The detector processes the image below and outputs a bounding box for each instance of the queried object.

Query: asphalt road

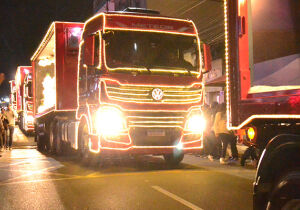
[0,128,254,210]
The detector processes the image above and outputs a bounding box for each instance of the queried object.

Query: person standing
[4,106,16,150]
[0,111,4,152]
[1,108,8,149]
[214,104,238,164]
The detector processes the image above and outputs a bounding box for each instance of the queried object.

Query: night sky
[0,0,94,97]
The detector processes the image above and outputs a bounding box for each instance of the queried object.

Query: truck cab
[15,66,34,133]
[22,72,34,132]
[76,9,210,164]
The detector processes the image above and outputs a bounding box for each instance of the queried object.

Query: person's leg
[220,134,228,159]
[4,131,7,149]
[229,134,238,159]
[0,132,3,150]
[250,146,258,160]
[9,126,14,149]
[241,147,251,166]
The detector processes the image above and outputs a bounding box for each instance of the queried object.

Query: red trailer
[225,0,300,209]
[32,9,211,166]
[14,66,34,133]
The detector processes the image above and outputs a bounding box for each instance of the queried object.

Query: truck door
[79,32,100,105]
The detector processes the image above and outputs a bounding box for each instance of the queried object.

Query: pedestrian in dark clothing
[214,104,238,164]
[0,112,5,151]
[4,106,16,150]
[1,108,8,149]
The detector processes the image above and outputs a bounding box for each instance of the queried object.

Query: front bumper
[88,132,202,154]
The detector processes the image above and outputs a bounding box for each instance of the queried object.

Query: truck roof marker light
[86,12,195,30]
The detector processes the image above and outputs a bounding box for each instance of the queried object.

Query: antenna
[106,0,109,12]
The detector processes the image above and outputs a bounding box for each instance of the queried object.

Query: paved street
[0,127,255,210]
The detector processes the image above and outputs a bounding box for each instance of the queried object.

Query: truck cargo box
[31,22,84,117]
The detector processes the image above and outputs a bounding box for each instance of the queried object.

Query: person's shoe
[220,158,227,164]
[229,158,238,164]
[9,147,12,151]
[208,155,214,162]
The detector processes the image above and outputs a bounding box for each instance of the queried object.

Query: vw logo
[152,88,164,101]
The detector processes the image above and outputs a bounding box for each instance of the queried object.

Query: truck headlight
[94,106,126,137]
[185,114,206,134]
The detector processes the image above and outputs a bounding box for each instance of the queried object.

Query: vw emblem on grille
[152,88,164,101]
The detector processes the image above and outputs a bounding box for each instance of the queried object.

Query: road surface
[0,127,255,210]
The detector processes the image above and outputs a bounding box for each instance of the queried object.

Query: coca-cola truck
[9,80,16,111]
[225,0,300,209]
[32,9,211,166]
[14,66,34,133]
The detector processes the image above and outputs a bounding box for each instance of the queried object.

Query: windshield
[104,30,200,73]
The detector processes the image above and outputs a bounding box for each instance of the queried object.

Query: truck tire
[78,122,92,164]
[163,152,184,167]
[78,121,100,167]
[267,170,300,210]
[49,122,57,154]
[36,133,46,152]
[55,121,64,156]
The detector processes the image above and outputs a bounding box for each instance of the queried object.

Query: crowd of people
[0,106,16,155]
[200,102,245,165]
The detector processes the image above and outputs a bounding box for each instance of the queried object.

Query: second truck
[32,9,211,165]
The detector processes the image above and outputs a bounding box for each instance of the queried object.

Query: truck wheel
[49,123,57,154]
[55,122,64,155]
[78,122,93,165]
[163,152,184,167]
[267,170,300,210]
[37,134,46,152]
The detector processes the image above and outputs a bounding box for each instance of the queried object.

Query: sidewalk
[183,154,256,181]
[182,143,256,181]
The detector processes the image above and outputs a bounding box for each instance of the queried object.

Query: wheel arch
[254,134,300,209]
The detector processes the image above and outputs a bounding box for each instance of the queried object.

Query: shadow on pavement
[48,153,204,177]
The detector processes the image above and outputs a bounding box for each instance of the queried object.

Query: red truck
[9,80,17,111]
[31,9,211,166]
[225,0,300,209]
[14,66,34,133]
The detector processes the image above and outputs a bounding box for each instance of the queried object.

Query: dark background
[0,0,94,97]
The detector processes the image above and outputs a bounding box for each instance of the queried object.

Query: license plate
[147,129,166,137]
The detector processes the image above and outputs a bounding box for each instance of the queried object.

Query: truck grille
[105,83,202,104]
[126,111,186,128]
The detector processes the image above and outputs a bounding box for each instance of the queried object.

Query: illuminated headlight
[26,115,34,123]
[185,114,206,134]
[94,106,126,137]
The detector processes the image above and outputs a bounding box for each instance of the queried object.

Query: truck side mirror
[202,43,212,73]
[84,36,94,66]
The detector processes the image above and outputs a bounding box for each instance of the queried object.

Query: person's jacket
[4,110,15,126]
[213,111,231,135]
